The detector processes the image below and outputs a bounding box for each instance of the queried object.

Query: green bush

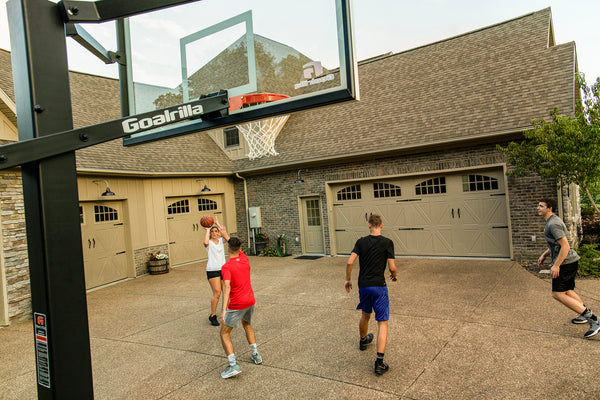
[577,244,600,276]
[260,246,278,257]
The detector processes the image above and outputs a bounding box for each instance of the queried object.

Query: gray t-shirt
[544,214,580,264]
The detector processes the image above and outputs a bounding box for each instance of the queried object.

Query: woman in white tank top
[204,219,229,326]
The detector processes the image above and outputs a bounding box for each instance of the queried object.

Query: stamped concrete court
[1,256,600,399]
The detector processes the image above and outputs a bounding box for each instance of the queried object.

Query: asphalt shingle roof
[0,8,576,176]
[0,49,231,175]
[232,8,576,172]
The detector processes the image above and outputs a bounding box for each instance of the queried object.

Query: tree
[498,74,600,213]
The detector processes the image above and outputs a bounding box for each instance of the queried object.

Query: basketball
[200,215,215,228]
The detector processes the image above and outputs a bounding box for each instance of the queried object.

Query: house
[0,8,580,325]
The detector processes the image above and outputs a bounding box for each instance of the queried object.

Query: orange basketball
[200,215,215,228]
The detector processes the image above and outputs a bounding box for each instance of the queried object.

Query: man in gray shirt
[537,198,599,338]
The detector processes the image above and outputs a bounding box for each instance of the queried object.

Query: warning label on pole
[34,313,51,388]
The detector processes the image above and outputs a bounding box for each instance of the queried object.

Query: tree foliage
[498,74,600,212]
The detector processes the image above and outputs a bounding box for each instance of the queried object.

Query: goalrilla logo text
[122,104,204,134]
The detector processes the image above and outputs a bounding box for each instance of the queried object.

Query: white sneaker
[251,352,263,364]
[221,364,241,378]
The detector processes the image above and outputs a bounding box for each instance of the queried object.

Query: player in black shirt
[345,214,397,375]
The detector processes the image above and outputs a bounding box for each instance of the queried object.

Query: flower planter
[148,259,169,275]
[255,241,268,254]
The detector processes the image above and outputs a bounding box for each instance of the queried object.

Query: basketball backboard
[120,0,358,145]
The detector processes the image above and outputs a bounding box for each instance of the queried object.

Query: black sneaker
[374,361,389,375]
[359,333,374,351]
[209,314,219,326]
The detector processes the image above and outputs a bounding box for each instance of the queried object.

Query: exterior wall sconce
[91,179,115,196]
[294,169,305,183]
[196,179,211,192]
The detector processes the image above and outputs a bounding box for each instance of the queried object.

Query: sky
[1,0,599,88]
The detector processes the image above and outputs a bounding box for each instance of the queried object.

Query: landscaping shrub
[577,243,600,276]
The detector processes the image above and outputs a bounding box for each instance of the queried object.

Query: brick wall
[234,143,563,263]
[1,171,31,323]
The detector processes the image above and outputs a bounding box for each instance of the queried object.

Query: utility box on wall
[249,207,262,228]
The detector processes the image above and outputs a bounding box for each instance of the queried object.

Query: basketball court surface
[2,256,600,399]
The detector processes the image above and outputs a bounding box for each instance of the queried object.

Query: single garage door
[80,201,128,289]
[166,194,226,266]
[332,169,510,257]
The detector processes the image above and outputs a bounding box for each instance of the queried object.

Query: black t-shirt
[352,235,395,287]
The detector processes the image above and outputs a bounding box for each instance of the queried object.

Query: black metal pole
[7,0,94,398]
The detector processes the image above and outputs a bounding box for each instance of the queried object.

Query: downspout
[236,173,251,249]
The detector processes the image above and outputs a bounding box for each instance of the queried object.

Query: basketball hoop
[231,93,290,160]
[238,115,288,160]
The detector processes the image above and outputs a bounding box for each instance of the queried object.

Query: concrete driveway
[1,256,599,399]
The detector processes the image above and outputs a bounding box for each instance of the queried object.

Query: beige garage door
[332,169,510,257]
[167,194,225,266]
[80,202,128,289]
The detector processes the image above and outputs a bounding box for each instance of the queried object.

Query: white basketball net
[237,115,288,160]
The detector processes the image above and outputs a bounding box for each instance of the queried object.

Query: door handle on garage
[451,208,454,218]
[457,208,460,218]
[192,223,195,231]
[92,238,95,248]
[88,239,91,248]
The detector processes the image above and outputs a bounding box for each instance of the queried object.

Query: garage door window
[415,177,446,195]
[198,198,218,211]
[337,185,361,201]
[462,174,498,192]
[373,182,401,198]
[94,205,118,222]
[167,199,190,215]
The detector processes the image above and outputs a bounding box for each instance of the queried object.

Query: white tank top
[206,238,226,271]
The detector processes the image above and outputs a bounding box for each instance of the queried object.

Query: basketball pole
[8,0,93,397]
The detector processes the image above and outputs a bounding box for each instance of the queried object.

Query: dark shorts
[357,286,389,321]
[206,270,222,280]
[552,261,578,292]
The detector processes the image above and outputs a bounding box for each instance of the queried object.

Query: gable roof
[232,8,577,173]
[0,8,577,176]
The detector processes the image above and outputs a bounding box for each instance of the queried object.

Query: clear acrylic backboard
[122,0,358,145]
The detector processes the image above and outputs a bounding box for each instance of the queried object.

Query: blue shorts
[357,286,389,321]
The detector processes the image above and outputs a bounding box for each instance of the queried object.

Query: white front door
[301,197,324,254]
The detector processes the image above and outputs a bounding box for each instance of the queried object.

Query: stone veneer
[134,245,169,276]
[1,171,30,324]
[233,143,573,262]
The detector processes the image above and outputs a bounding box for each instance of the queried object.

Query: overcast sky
[1,0,599,86]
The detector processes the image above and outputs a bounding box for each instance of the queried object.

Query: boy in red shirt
[219,237,262,378]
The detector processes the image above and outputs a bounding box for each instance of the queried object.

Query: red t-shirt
[221,251,255,310]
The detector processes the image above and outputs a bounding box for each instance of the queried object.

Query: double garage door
[332,169,510,257]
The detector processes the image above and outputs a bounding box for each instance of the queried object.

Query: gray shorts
[224,305,254,328]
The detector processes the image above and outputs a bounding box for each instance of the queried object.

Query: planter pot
[148,259,169,275]
[255,241,268,254]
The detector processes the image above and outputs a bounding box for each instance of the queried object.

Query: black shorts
[552,261,578,292]
[206,270,222,280]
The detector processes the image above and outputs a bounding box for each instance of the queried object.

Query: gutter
[235,173,251,250]
[233,128,527,176]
